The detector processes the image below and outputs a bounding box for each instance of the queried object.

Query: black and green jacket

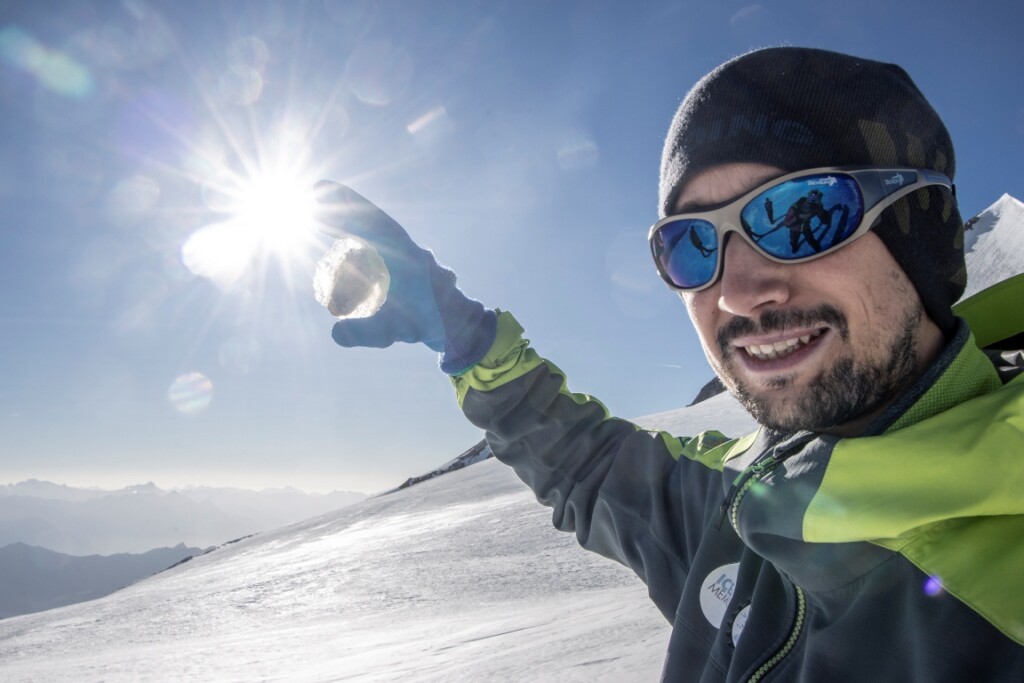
[451,279,1024,682]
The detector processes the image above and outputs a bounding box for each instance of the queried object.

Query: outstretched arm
[319,182,738,620]
[453,312,739,620]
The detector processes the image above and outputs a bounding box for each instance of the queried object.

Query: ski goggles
[649,167,952,292]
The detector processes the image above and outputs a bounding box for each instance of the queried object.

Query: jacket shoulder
[953,272,1024,349]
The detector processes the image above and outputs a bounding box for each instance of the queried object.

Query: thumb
[331,316,403,349]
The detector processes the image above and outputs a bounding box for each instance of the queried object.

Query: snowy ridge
[961,193,1024,299]
[633,390,757,437]
[395,439,493,491]
[391,392,756,493]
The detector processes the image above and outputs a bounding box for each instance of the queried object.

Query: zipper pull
[715,454,779,532]
[749,455,780,475]
[715,495,732,531]
[716,434,815,534]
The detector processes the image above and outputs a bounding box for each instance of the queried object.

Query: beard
[714,302,924,434]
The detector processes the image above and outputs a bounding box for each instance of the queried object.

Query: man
[321,47,1024,681]
[780,188,826,252]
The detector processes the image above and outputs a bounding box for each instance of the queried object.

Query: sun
[182,140,327,289]
[230,168,320,257]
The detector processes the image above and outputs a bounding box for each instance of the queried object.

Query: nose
[716,234,792,316]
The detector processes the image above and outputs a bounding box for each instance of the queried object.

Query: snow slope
[0,392,753,682]
[0,461,668,681]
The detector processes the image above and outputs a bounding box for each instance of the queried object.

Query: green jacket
[452,278,1024,682]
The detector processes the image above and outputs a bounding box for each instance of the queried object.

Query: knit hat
[659,47,965,333]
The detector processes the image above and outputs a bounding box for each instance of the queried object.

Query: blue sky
[2,0,1022,493]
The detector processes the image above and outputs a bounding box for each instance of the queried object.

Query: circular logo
[732,605,751,644]
[699,562,740,628]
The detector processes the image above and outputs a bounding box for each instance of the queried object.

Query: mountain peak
[994,192,1022,209]
[961,193,1024,300]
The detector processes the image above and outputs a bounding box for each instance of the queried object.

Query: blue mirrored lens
[652,219,718,289]
[741,174,864,259]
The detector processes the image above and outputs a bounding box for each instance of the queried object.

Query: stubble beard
[716,303,924,434]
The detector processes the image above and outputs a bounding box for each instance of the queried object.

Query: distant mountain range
[0,481,365,555]
[0,542,205,619]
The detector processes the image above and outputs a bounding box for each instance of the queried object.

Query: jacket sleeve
[452,311,737,621]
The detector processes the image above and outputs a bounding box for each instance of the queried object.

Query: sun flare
[231,169,320,257]
[183,138,327,290]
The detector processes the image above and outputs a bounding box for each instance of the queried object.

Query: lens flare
[923,575,944,597]
[345,40,413,106]
[168,372,213,415]
[557,135,599,171]
[181,221,252,288]
[107,175,161,219]
[219,64,263,106]
[0,26,94,98]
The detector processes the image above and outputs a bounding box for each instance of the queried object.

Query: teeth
[744,330,822,361]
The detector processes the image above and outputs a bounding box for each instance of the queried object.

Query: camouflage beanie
[659,47,965,333]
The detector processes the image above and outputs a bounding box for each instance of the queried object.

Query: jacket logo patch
[732,605,751,644]
[700,562,739,628]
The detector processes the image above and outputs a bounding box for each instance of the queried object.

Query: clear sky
[2,0,1022,494]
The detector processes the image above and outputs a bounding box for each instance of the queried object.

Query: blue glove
[314,181,497,375]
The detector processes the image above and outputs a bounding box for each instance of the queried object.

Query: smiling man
[322,47,1024,681]
[673,162,945,437]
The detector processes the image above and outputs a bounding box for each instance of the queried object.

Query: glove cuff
[427,264,497,375]
[438,302,497,376]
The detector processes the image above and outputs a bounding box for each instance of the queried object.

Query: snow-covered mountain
[0,480,107,503]
[0,392,751,682]
[961,193,1024,299]
[0,482,365,555]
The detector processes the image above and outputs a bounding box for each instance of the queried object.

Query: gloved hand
[314,180,497,375]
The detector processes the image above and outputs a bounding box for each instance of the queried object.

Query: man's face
[677,163,944,435]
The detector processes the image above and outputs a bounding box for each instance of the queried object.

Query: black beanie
[659,47,966,333]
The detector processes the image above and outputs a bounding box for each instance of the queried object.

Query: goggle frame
[648,166,953,293]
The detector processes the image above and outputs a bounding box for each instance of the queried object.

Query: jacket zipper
[718,434,814,533]
[747,584,806,682]
[718,440,810,681]
[716,454,783,531]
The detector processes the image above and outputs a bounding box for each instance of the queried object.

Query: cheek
[874,274,922,347]
[851,269,915,334]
